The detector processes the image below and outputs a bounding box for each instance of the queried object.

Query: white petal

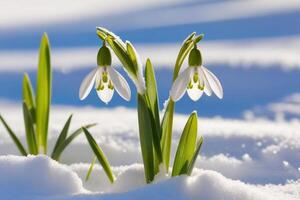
[94,67,103,89]
[97,87,114,104]
[79,68,99,100]
[198,67,212,96]
[187,82,204,101]
[170,67,193,101]
[202,66,223,99]
[107,66,131,101]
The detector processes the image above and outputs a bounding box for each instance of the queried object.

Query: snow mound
[0,155,85,198]
[0,155,298,200]
[69,165,299,200]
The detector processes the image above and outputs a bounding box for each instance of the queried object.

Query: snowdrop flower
[170,46,223,101]
[79,44,131,104]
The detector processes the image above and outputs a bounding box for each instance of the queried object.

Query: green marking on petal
[187,80,193,89]
[108,80,114,90]
[102,72,108,83]
[193,72,198,83]
[97,80,105,91]
[198,83,204,90]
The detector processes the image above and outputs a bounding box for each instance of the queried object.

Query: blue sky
[1,0,300,118]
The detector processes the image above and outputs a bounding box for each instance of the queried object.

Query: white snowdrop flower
[79,45,131,104]
[170,47,223,102]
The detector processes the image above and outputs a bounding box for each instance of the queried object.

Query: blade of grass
[172,112,198,177]
[145,59,161,140]
[0,114,27,156]
[144,59,162,172]
[36,33,51,154]
[137,94,155,183]
[85,156,97,181]
[22,73,36,123]
[22,102,38,155]
[51,123,97,161]
[187,136,203,175]
[160,101,174,172]
[51,114,73,157]
[83,127,115,183]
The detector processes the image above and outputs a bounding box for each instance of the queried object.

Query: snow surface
[0,155,299,200]
[0,103,299,199]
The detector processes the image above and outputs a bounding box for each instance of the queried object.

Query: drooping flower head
[170,45,223,101]
[79,43,131,104]
[96,27,146,95]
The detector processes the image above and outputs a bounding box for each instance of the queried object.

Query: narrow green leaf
[172,112,198,177]
[194,34,204,43]
[83,127,115,183]
[85,156,97,182]
[137,94,155,183]
[144,59,162,166]
[51,123,97,161]
[51,114,73,158]
[22,73,36,123]
[126,42,139,72]
[96,27,127,51]
[160,101,174,172]
[0,114,27,156]
[187,136,203,175]
[22,102,38,155]
[36,33,51,154]
[145,59,161,138]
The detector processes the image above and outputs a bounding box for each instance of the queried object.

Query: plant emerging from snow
[80,28,223,183]
[0,34,95,161]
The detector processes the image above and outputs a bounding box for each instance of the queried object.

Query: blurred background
[1,0,300,119]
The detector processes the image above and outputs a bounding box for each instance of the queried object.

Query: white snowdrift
[0,155,85,198]
[0,103,299,185]
[0,155,298,200]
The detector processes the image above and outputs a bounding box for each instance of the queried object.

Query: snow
[0,103,299,199]
[0,155,85,199]
[0,155,299,200]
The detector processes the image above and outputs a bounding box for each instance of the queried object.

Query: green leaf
[160,100,174,171]
[83,127,115,183]
[144,59,162,166]
[36,33,51,154]
[137,94,155,183]
[194,34,204,44]
[0,114,27,156]
[22,73,36,123]
[126,42,139,72]
[22,102,38,155]
[172,112,198,176]
[51,123,97,161]
[187,136,203,175]
[51,114,73,158]
[85,156,97,182]
[145,59,161,138]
